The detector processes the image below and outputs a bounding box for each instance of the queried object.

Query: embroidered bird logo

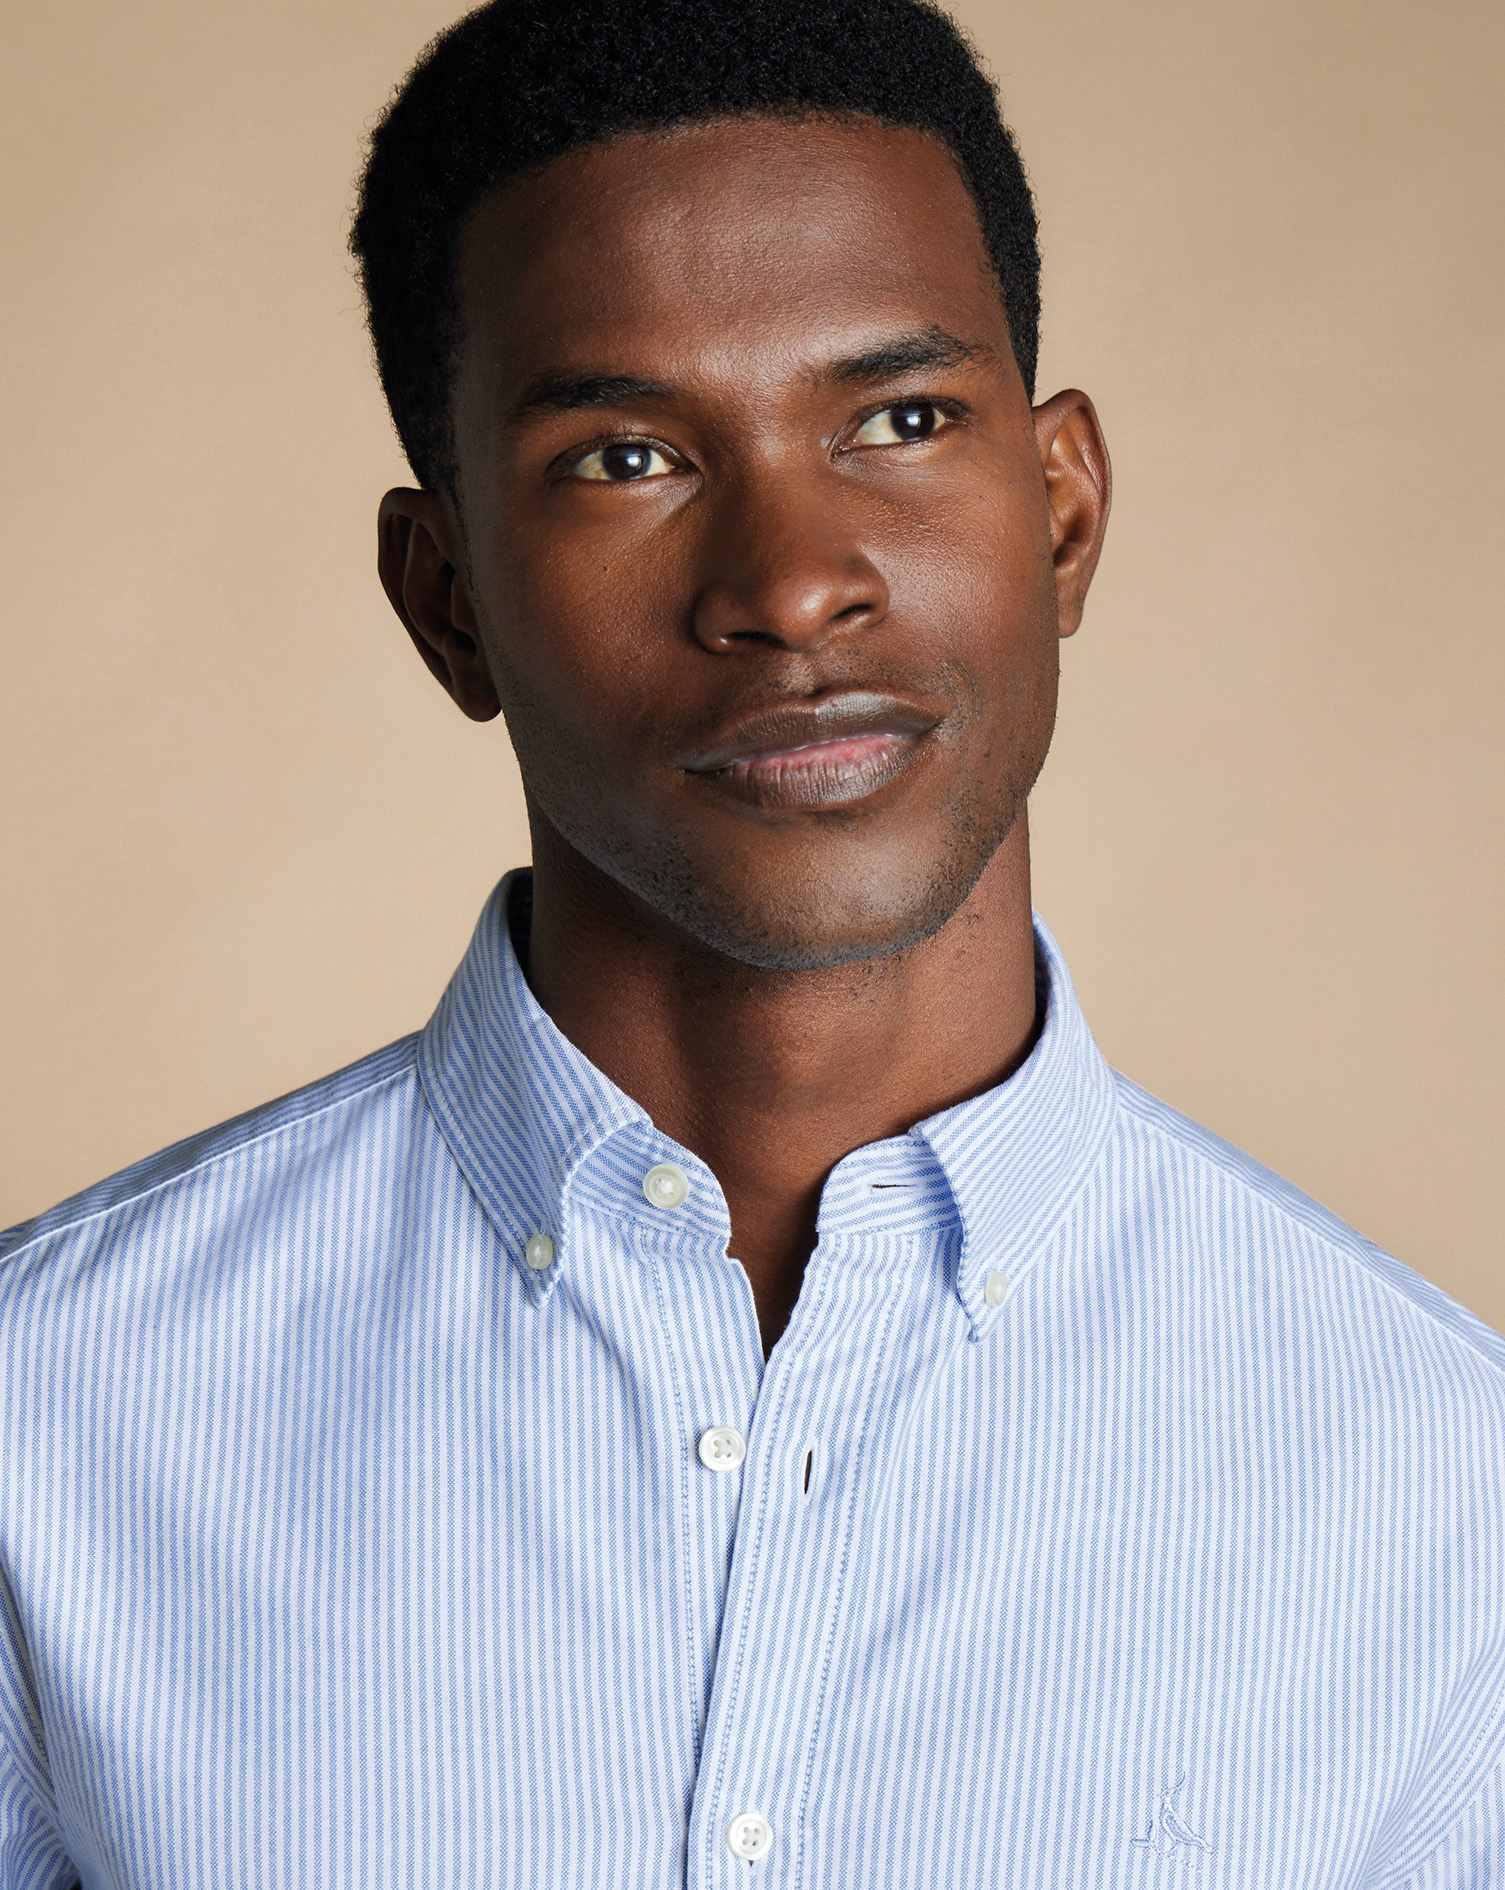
[1130,1774,1213,1865]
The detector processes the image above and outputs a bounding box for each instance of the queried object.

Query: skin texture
[377,115,1110,1350]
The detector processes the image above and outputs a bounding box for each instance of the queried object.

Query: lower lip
[701,731,922,810]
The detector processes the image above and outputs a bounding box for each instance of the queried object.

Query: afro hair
[351,0,1040,495]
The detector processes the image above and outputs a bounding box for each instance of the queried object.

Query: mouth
[677,691,940,811]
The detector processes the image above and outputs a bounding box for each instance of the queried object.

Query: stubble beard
[489,608,1059,975]
[516,717,1052,975]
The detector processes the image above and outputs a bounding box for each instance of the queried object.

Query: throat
[726,1194,823,1357]
[513,832,1044,1357]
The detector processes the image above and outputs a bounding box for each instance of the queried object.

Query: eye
[570,440,675,482]
[850,402,951,448]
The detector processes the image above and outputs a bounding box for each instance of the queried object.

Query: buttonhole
[870,1182,911,1190]
[801,1445,815,1500]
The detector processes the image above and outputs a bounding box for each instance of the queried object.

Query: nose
[690,469,890,654]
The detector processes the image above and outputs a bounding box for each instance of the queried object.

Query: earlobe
[1031,391,1112,639]
[376,488,503,721]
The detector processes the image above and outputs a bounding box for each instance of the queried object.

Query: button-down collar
[7,873,1503,1890]
[419,871,1115,1331]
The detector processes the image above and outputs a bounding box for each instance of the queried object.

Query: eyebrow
[507,372,677,424]
[822,325,996,384]
[505,326,995,426]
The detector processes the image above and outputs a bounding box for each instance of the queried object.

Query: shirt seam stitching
[414,1030,532,1254]
[640,1233,703,1765]
[0,1562,57,1820]
[1114,1079,1505,1383]
[699,1244,841,1877]
[791,1258,908,1890]
[955,1070,1118,1332]
[0,1741,69,1870]
[1365,1681,1505,1887]
[418,1017,641,1248]
[0,1057,419,1267]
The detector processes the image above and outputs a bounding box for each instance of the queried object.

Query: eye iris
[891,404,936,441]
[601,443,653,480]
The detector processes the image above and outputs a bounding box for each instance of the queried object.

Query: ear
[1031,390,1112,639]
[376,488,502,721]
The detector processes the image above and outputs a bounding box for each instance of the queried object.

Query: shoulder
[0,1034,423,1283]
[1102,1080,1505,1881]
[1109,1068,1505,1385]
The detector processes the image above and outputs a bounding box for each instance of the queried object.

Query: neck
[523,818,1041,1352]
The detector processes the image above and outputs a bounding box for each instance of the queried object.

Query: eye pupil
[601,443,653,480]
[892,404,936,440]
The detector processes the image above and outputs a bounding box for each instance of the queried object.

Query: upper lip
[677,691,940,773]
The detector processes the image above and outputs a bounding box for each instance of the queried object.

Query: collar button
[642,1162,690,1210]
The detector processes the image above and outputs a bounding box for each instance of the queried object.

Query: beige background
[3,1,1501,1329]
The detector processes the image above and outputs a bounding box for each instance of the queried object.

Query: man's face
[426,114,1106,969]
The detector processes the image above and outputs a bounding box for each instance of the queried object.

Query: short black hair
[350,0,1039,496]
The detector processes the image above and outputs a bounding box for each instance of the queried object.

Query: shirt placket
[683,1220,938,1888]
[631,1211,767,1742]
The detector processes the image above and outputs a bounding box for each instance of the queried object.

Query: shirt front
[2,873,1503,1890]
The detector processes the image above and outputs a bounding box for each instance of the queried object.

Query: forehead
[454,115,1008,394]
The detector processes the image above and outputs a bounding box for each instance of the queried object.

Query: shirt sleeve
[0,1576,77,1890]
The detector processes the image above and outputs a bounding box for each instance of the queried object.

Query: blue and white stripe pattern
[2,870,1503,1888]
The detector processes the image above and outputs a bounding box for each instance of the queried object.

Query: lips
[677,691,940,811]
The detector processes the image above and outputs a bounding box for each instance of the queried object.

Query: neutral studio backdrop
[3,0,1502,1330]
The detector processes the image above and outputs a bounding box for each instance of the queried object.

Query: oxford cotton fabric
[2,874,1504,1890]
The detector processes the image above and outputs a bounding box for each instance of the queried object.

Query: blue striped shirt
[3,871,1503,1888]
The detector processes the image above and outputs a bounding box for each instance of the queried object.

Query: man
[2,0,1502,1883]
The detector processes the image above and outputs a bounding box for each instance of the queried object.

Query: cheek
[502,503,689,690]
[477,549,679,836]
[881,470,1058,677]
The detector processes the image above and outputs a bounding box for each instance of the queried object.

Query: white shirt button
[985,1268,1008,1307]
[642,1162,690,1210]
[524,1232,555,1272]
[697,1425,746,1472]
[726,1812,773,1861]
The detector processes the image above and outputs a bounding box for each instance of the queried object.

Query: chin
[539,759,1033,973]
[648,824,1013,974]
